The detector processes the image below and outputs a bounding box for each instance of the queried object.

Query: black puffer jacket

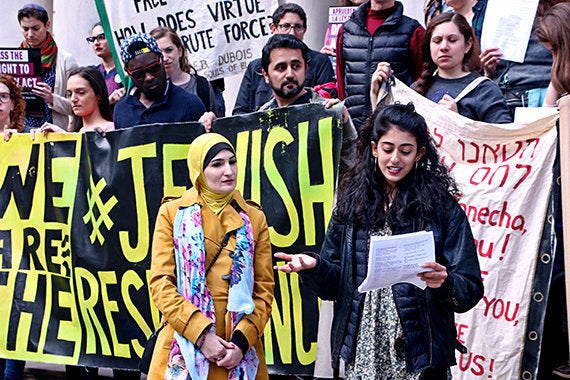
[341,1,420,129]
[300,194,484,372]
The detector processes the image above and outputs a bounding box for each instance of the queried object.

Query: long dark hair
[535,2,570,93]
[414,12,481,96]
[334,103,459,229]
[67,66,112,132]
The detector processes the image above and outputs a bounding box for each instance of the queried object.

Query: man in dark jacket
[232,3,336,115]
[336,0,425,129]
[113,33,211,130]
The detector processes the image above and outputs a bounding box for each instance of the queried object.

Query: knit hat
[20,3,47,12]
[119,33,162,66]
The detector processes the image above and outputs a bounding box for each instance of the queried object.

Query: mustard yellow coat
[147,188,274,379]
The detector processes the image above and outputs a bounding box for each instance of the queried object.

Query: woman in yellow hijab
[148,133,274,380]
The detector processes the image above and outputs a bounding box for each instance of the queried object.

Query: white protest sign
[95,0,278,80]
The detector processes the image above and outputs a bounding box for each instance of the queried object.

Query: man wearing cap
[113,33,208,129]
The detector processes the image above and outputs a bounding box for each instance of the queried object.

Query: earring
[373,156,378,174]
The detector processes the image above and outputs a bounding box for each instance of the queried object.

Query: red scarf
[20,31,58,72]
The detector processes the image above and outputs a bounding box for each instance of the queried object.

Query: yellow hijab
[187,133,236,215]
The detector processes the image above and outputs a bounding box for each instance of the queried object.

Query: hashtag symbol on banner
[83,176,118,245]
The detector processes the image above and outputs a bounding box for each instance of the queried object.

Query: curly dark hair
[414,12,481,96]
[333,102,459,229]
[0,74,26,131]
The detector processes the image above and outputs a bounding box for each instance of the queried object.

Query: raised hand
[273,252,317,273]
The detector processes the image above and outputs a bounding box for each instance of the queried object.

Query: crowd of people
[1,0,570,379]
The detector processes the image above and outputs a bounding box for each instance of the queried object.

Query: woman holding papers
[274,103,483,379]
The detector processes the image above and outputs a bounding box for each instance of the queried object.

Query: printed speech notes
[358,230,435,292]
[480,0,540,63]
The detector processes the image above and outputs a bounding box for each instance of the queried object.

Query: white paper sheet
[357,230,435,292]
[514,106,559,123]
[480,0,540,63]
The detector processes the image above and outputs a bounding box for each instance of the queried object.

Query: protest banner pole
[558,95,570,358]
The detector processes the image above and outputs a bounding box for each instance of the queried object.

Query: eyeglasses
[86,33,106,44]
[0,92,12,104]
[127,61,162,80]
[276,23,306,34]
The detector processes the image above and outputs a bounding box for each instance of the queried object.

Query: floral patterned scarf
[166,202,259,380]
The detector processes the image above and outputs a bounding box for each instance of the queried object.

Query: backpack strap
[454,76,490,103]
[195,74,211,112]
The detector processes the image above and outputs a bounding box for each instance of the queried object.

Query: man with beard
[114,33,207,129]
[232,2,336,115]
[259,34,356,171]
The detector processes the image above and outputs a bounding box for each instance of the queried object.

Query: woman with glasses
[1,74,26,140]
[17,3,78,130]
[0,74,27,379]
[150,26,218,116]
[87,22,125,106]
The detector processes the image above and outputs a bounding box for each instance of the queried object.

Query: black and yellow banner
[0,103,343,374]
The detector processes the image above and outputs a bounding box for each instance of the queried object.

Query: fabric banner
[94,0,278,81]
[0,103,343,374]
[389,79,559,379]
